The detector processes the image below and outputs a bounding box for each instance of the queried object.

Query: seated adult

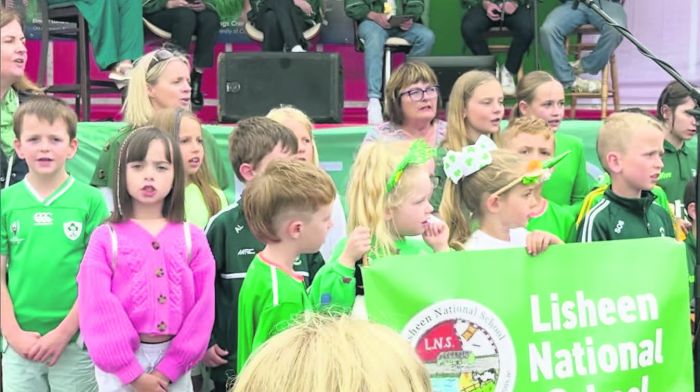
[345,0,436,125]
[0,8,41,188]
[247,0,323,52]
[91,48,229,200]
[47,0,144,85]
[143,0,221,107]
[363,61,446,148]
[461,0,534,95]
[539,0,626,93]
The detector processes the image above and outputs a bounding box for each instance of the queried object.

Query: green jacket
[658,140,697,218]
[248,0,323,24]
[204,201,324,383]
[345,0,426,21]
[577,188,676,243]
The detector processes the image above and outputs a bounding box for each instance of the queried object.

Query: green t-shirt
[184,183,228,229]
[0,177,109,335]
[0,88,19,157]
[237,254,312,372]
[686,233,697,301]
[658,140,697,217]
[527,200,576,243]
[542,133,590,214]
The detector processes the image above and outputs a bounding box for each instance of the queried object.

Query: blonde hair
[266,105,320,166]
[243,159,336,243]
[232,314,431,392]
[597,112,665,172]
[1,8,41,94]
[150,108,222,217]
[439,149,528,249]
[498,116,553,148]
[122,49,190,127]
[346,141,430,258]
[444,70,499,151]
[511,71,561,120]
[384,61,440,125]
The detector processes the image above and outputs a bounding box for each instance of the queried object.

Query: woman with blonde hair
[364,61,446,148]
[232,314,432,392]
[266,105,347,261]
[90,48,228,198]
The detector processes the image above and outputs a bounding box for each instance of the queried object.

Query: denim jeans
[358,20,435,99]
[539,0,627,87]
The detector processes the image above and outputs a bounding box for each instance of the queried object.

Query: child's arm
[525,231,562,256]
[422,217,451,252]
[26,302,78,366]
[156,229,216,383]
[0,255,41,358]
[77,226,144,385]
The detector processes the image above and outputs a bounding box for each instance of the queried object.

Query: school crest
[64,221,82,241]
[9,221,22,245]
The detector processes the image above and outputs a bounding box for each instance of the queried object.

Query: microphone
[572,0,580,10]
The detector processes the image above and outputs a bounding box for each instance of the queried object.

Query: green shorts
[1,336,97,392]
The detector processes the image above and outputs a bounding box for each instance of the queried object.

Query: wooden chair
[485,26,526,81]
[352,21,413,94]
[244,21,322,44]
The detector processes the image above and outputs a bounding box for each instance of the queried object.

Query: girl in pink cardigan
[78,127,215,392]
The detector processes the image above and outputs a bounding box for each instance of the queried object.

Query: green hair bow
[386,139,436,193]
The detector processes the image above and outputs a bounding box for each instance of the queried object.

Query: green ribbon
[386,139,436,193]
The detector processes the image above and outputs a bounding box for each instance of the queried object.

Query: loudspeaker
[218,52,343,123]
[406,55,497,103]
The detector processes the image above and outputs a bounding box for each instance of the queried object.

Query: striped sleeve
[577,199,611,243]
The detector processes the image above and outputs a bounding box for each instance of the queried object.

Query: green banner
[363,238,695,392]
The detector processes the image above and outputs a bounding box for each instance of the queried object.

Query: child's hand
[422,218,450,252]
[6,328,40,359]
[339,226,371,268]
[27,328,71,366]
[526,230,562,256]
[150,370,170,384]
[131,373,168,392]
[202,344,228,367]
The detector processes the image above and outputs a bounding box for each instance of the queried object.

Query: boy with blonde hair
[577,112,675,242]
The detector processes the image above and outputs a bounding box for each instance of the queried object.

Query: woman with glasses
[46,0,143,84]
[143,0,221,107]
[90,48,229,199]
[363,61,446,148]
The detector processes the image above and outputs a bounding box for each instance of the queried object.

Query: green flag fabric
[363,238,695,392]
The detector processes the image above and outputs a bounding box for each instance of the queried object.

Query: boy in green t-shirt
[203,117,326,391]
[236,159,356,372]
[683,175,697,306]
[0,97,109,391]
[498,117,576,242]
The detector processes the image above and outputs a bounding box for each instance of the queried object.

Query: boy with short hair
[236,159,348,371]
[577,112,675,242]
[499,117,576,242]
[203,117,325,391]
[0,96,109,391]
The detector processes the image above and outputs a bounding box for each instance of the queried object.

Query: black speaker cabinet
[218,52,343,123]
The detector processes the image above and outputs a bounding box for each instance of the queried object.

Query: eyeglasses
[399,86,440,102]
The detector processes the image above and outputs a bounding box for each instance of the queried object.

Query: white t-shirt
[464,228,529,250]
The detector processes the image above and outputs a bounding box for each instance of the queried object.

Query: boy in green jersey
[0,97,109,391]
[683,176,698,306]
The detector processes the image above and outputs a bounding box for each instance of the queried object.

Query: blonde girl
[309,139,450,317]
[511,70,589,211]
[151,107,227,229]
[440,135,561,253]
[266,105,347,261]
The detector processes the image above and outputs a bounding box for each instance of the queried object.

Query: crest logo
[9,221,22,245]
[402,299,516,392]
[64,221,82,241]
[33,212,53,226]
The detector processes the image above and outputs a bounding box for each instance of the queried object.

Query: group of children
[0,64,697,391]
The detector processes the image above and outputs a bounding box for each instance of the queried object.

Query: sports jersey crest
[64,221,82,241]
[9,221,22,245]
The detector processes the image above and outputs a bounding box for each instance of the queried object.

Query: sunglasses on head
[147,44,187,70]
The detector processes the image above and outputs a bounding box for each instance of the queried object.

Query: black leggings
[145,7,220,68]
[461,5,534,74]
[252,0,309,51]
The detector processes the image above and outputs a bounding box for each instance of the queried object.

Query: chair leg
[78,14,90,121]
[610,53,620,113]
[570,96,577,119]
[39,2,50,87]
[601,62,610,118]
[384,47,391,93]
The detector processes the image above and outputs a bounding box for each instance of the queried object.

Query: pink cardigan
[78,220,215,385]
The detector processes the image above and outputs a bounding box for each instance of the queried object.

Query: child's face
[14,115,77,177]
[388,169,435,237]
[298,202,334,253]
[667,97,698,143]
[285,118,315,163]
[178,117,203,176]
[497,184,539,228]
[506,133,554,162]
[613,127,665,193]
[464,80,504,138]
[148,60,192,110]
[125,139,175,209]
[520,81,566,130]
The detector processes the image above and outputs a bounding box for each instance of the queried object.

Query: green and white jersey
[658,140,697,218]
[527,199,576,243]
[0,176,109,335]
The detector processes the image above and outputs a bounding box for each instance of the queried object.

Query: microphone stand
[531,0,541,70]
[575,0,700,388]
